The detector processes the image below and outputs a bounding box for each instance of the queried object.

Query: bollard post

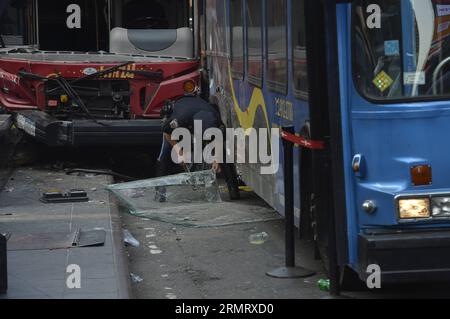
[267,127,316,279]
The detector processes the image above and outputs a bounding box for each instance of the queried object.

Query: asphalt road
[121,189,328,299]
[121,183,450,300]
[7,143,450,299]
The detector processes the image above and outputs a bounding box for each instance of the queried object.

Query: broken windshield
[353,0,450,100]
[0,0,192,51]
[121,0,191,30]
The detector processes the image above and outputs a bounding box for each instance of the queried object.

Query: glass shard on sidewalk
[107,170,222,226]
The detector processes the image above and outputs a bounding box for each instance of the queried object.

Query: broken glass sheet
[107,170,222,224]
[107,170,280,228]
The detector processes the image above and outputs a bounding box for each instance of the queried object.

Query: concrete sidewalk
[0,167,131,299]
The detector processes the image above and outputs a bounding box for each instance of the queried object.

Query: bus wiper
[73,61,135,83]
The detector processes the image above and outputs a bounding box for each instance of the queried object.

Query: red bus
[0,0,201,146]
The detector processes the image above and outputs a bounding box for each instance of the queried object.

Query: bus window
[246,0,263,87]
[292,0,308,100]
[354,0,450,100]
[266,0,287,94]
[231,0,244,79]
[122,0,190,30]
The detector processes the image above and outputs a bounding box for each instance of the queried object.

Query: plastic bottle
[317,279,331,292]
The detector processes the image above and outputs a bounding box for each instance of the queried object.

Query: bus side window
[292,0,308,100]
[231,0,244,80]
[246,0,263,87]
[266,0,288,94]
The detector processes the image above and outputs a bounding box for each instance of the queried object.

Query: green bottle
[317,279,331,292]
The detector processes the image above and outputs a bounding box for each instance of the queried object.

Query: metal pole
[267,127,316,279]
[283,127,295,268]
[35,0,39,47]
[0,233,7,294]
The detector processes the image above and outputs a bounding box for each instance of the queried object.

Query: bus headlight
[183,80,196,95]
[431,197,450,217]
[398,198,430,219]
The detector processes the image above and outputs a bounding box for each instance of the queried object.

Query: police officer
[156,96,240,200]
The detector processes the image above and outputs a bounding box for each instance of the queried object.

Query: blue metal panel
[229,0,311,221]
[223,0,450,276]
[339,0,450,270]
[336,3,359,267]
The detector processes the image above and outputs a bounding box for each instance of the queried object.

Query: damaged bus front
[0,0,200,146]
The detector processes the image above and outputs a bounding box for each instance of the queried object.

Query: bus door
[343,0,450,281]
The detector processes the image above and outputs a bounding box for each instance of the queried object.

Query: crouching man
[156,97,240,200]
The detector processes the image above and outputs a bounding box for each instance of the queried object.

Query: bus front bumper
[14,110,163,147]
[358,230,450,283]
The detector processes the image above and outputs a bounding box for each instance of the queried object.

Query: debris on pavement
[123,229,140,248]
[4,187,14,193]
[317,279,331,292]
[40,190,89,204]
[249,232,270,245]
[130,273,144,284]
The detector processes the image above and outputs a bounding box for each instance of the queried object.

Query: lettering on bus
[66,4,82,29]
[275,98,294,122]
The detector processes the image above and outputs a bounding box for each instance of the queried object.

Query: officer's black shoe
[154,186,167,203]
[228,187,241,201]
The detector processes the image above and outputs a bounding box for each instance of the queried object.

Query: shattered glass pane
[107,170,223,225]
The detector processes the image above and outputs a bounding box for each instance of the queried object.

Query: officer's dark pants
[155,134,240,199]
[155,136,173,178]
[220,162,240,197]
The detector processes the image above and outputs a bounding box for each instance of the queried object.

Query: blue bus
[202,0,450,290]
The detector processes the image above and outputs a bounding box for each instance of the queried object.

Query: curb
[108,186,133,299]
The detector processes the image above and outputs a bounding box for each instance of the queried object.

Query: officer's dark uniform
[156,97,240,200]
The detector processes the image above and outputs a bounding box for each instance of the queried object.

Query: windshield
[121,0,191,30]
[0,0,192,51]
[353,0,450,100]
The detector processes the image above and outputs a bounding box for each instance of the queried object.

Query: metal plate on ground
[77,229,106,248]
[7,229,106,251]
